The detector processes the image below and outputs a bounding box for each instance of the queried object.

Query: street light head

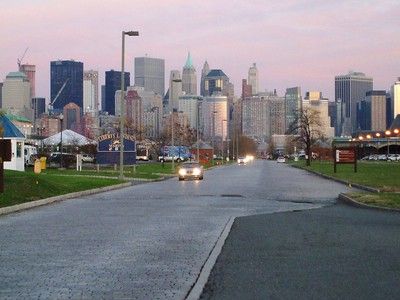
[125,31,139,36]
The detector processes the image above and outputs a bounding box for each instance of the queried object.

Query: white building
[2,72,32,120]
[391,78,400,119]
[202,94,228,141]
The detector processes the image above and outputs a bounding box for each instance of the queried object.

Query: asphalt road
[0,160,351,299]
[201,204,400,300]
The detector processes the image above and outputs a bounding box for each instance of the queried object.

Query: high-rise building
[169,70,182,112]
[248,63,258,95]
[203,69,230,97]
[202,94,228,143]
[200,61,210,96]
[134,57,165,96]
[2,71,32,120]
[83,70,99,113]
[182,52,197,95]
[284,87,302,133]
[303,91,334,138]
[335,71,373,135]
[105,70,130,115]
[390,78,400,119]
[50,60,83,111]
[20,64,35,98]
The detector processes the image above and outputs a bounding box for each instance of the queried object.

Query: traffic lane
[201,204,400,299]
[0,160,347,299]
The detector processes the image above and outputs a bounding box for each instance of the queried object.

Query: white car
[277,156,286,163]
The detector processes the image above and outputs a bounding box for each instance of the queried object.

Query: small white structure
[1,115,25,171]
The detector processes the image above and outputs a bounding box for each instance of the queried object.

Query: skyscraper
[2,71,32,120]
[248,63,258,95]
[182,52,197,95]
[105,70,130,115]
[134,57,165,96]
[200,61,210,96]
[20,64,35,98]
[284,87,302,133]
[169,70,182,112]
[83,70,99,113]
[335,71,373,136]
[50,60,83,111]
[390,78,400,119]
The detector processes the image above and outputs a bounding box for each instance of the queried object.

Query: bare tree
[288,107,324,166]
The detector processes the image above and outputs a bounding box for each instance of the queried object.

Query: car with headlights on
[178,162,204,181]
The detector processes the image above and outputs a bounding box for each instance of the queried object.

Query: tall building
[284,87,302,133]
[83,70,99,113]
[390,78,400,119]
[2,71,32,120]
[105,70,130,115]
[182,52,197,95]
[203,69,230,97]
[20,64,35,98]
[202,94,228,143]
[303,91,334,138]
[134,57,165,96]
[169,70,182,112]
[335,71,373,135]
[248,63,258,95]
[200,61,210,96]
[50,60,83,111]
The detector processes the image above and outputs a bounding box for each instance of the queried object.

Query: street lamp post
[59,113,64,169]
[119,30,139,180]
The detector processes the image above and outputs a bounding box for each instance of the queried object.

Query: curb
[185,216,235,300]
[0,182,133,216]
[338,193,400,213]
[290,164,380,193]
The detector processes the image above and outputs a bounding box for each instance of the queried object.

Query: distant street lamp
[119,30,139,180]
[59,113,64,169]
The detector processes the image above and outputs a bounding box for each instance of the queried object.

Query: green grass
[291,160,400,192]
[290,160,400,209]
[0,170,124,208]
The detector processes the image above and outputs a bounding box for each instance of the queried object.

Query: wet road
[0,160,351,299]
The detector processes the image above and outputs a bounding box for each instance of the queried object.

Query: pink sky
[1,0,399,102]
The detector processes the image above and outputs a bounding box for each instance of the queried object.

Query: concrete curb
[290,164,380,193]
[338,193,400,213]
[0,182,133,216]
[185,216,235,300]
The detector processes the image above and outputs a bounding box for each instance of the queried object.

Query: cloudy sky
[1,0,399,102]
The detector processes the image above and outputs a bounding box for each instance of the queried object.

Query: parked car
[178,162,204,181]
[277,156,286,163]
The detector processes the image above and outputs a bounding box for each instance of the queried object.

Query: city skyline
[1,0,399,102]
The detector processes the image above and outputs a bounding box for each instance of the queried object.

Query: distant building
[248,63,258,95]
[284,87,302,133]
[200,61,210,96]
[182,52,197,95]
[2,71,32,120]
[83,70,99,113]
[335,71,373,135]
[303,91,334,138]
[20,64,36,98]
[169,70,182,112]
[134,57,165,96]
[50,60,83,110]
[390,78,400,120]
[105,70,130,115]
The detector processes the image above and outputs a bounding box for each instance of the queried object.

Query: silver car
[178,162,204,181]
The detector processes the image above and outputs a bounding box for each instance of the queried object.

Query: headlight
[179,169,187,176]
[192,168,201,176]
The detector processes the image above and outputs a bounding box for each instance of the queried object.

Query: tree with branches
[288,107,325,166]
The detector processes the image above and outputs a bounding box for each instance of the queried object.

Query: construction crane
[48,78,69,112]
[17,47,29,71]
